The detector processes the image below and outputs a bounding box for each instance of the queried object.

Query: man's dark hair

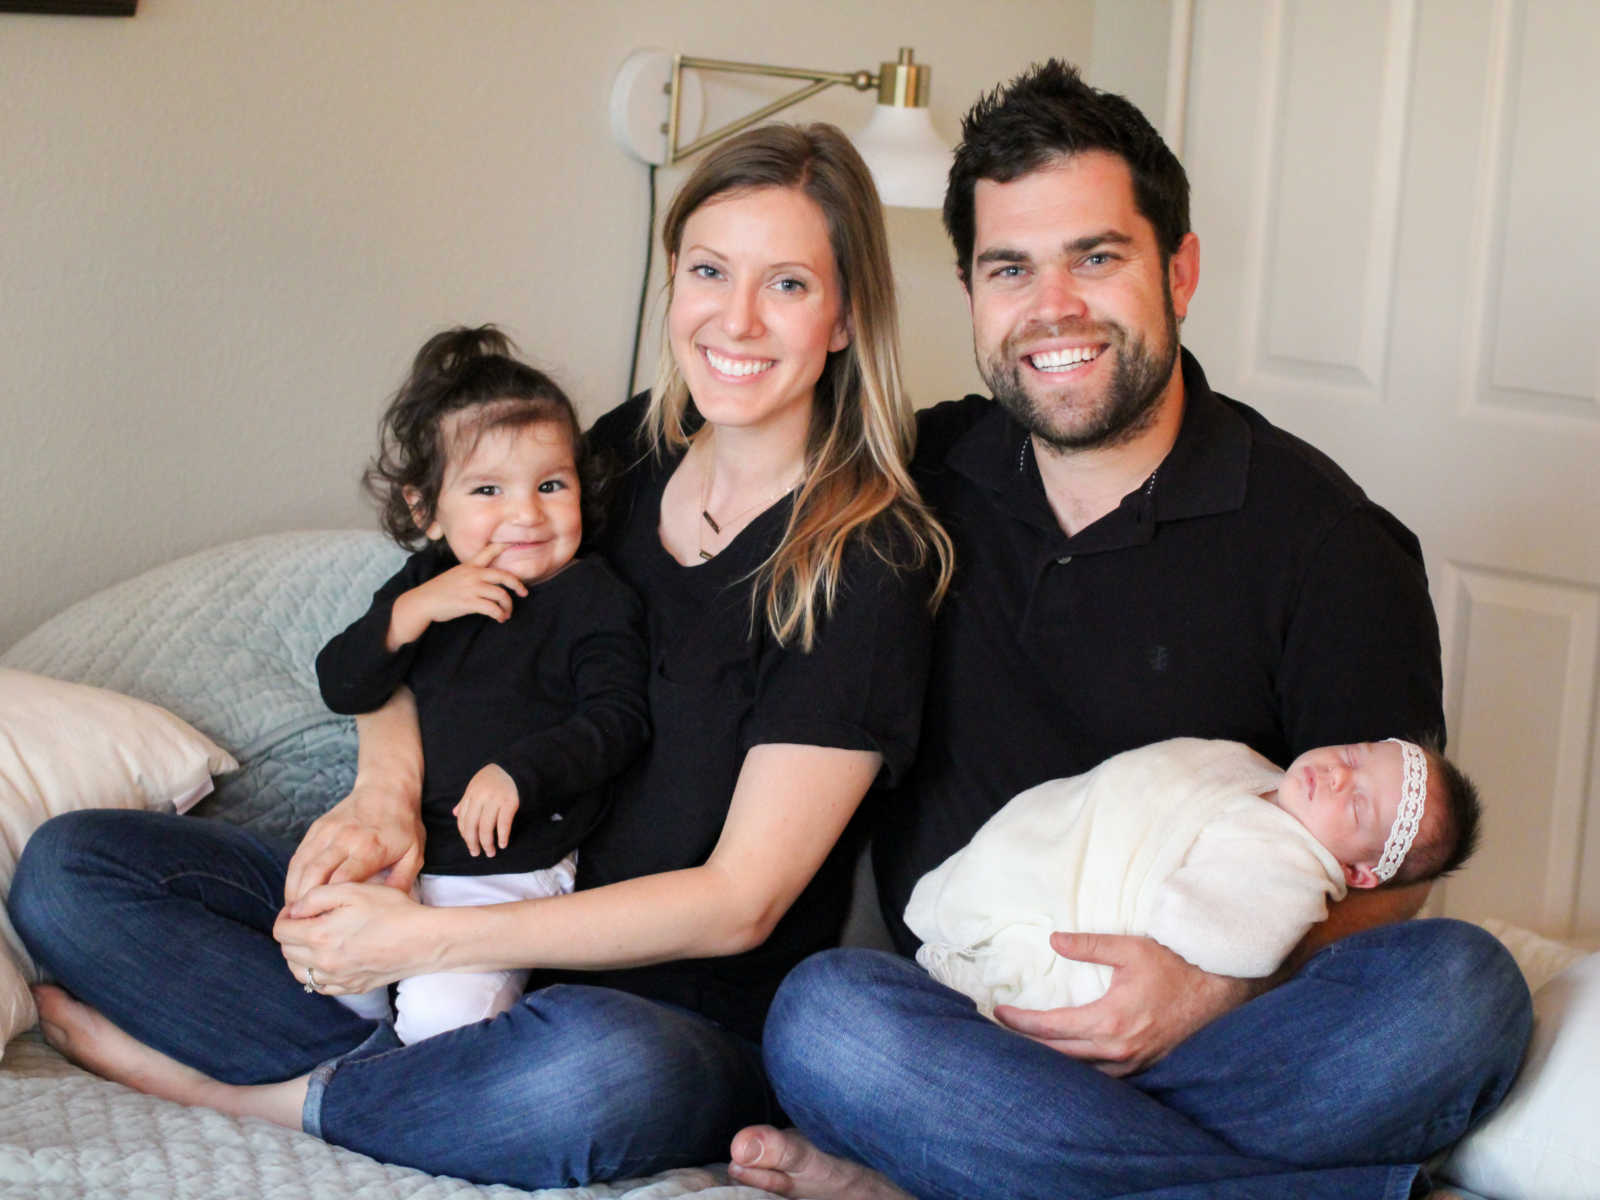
[1391,748,1483,886]
[943,59,1190,283]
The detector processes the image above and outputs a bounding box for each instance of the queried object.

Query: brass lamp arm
[665,55,878,165]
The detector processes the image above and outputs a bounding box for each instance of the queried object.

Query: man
[727,60,1531,1200]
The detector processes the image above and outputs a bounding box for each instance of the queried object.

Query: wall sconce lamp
[609,47,952,208]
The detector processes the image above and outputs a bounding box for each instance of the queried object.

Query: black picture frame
[1,1,137,14]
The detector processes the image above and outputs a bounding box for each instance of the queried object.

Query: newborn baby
[904,737,1479,1017]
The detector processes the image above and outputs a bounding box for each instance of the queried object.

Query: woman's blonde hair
[645,122,952,649]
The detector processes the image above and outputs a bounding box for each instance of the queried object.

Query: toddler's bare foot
[32,985,306,1128]
[728,1125,912,1200]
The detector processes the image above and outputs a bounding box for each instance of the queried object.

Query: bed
[1,531,1593,1200]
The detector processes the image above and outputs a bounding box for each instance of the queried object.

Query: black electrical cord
[626,163,658,400]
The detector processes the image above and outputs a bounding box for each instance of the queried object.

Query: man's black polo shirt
[874,349,1444,954]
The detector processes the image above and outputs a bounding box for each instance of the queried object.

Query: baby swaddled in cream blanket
[904,738,1347,1017]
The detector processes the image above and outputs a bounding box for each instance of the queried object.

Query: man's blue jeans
[764,934,1531,1200]
[12,810,772,1189]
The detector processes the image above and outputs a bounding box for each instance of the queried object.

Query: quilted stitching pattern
[0,1039,772,1199]
[1,531,407,840]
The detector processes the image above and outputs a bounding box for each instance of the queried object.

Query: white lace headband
[1374,738,1428,883]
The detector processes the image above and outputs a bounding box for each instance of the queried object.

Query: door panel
[1179,0,1600,942]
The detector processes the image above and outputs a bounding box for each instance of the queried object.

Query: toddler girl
[905,736,1481,1017]
[316,325,649,1043]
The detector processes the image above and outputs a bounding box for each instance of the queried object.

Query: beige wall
[0,0,1107,651]
[1089,0,1173,125]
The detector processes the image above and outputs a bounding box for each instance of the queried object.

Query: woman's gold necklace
[696,456,801,562]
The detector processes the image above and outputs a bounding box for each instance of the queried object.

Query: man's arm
[1282,879,1428,969]
[999,851,1430,1075]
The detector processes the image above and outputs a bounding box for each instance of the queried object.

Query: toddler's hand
[389,543,527,648]
[454,763,520,858]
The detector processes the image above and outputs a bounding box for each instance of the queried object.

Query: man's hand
[993,931,1256,1076]
[388,542,527,649]
[454,763,520,858]
[283,779,426,908]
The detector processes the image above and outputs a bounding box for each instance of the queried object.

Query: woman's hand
[284,780,427,906]
[275,881,441,995]
[284,688,427,906]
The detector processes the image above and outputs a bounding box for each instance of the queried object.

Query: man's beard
[980,284,1180,453]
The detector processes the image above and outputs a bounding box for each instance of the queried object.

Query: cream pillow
[0,668,238,1053]
[1440,936,1600,1199]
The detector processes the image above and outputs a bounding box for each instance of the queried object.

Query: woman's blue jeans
[764,933,1532,1200]
[11,810,772,1189]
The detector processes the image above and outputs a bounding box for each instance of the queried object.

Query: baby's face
[424,416,582,585]
[1276,741,1406,887]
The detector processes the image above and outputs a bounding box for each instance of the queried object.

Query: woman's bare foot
[32,985,307,1129]
[728,1125,913,1200]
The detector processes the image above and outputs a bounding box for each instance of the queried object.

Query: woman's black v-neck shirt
[529,396,933,1040]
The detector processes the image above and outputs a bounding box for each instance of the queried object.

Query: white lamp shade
[851,104,952,209]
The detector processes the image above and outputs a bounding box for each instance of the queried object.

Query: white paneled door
[1179,0,1600,941]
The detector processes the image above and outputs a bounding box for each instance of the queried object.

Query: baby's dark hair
[364,326,600,547]
[1387,745,1482,887]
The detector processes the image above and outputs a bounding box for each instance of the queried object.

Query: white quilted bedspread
[0,1035,780,1200]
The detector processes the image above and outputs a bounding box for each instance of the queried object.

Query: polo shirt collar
[944,347,1251,545]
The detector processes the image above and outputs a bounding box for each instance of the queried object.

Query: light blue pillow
[1,531,406,841]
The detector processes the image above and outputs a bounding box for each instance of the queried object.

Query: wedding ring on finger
[303,966,319,994]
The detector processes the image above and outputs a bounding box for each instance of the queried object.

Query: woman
[12,122,951,1190]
